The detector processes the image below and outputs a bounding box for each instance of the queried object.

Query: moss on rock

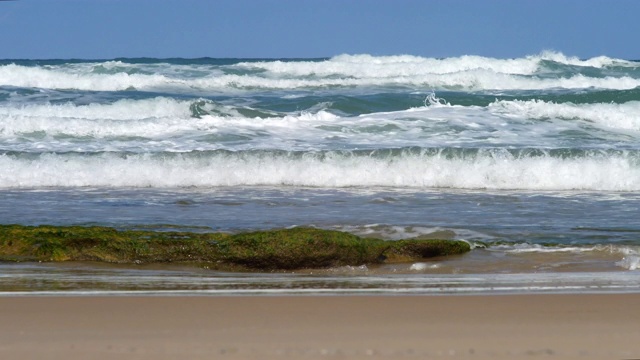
[381,239,472,263]
[218,227,384,270]
[0,224,470,270]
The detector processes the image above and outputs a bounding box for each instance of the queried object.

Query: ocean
[1,52,640,295]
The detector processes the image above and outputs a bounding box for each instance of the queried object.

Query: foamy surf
[2,53,640,294]
[1,148,639,190]
[2,97,640,153]
[2,51,639,92]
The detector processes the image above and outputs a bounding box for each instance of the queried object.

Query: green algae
[218,228,383,270]
[0,224,470,270]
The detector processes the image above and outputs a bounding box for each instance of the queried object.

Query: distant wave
[2,52,638,92]
[238,51,639,76]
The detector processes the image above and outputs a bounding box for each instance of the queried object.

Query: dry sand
[1,294,639,359]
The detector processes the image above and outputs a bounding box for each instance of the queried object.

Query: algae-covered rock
[0,224,227,263]
[0,224,470,270]
[383,239,471,263]
[219,227,383,270]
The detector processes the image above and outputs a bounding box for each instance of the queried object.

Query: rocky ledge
[0,225,470,270]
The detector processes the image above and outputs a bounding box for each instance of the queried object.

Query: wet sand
[1,294,639,359]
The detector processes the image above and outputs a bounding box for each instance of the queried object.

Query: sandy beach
[1,294,639,359]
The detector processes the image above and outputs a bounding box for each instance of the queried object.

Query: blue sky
[1,0,639,60]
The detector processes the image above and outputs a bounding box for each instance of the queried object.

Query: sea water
[1,52,640,294]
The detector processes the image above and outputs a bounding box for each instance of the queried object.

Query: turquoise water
[1,52,640,294]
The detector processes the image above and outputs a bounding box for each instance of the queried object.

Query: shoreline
[3,259,640,295]
[2,294,640,359]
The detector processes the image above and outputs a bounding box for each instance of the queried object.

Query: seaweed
[0,224,470,270]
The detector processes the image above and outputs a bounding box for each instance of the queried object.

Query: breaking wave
[1,52,638,92]
[1,148,639,190]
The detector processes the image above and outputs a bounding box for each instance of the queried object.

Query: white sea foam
[534,50,638,68]
[490,243,640,271]
[409,263,440,271]
[615,247,640,270]
[238,51,637,77]
[178,72,640,91]
[491,243,610,254]
[2,97,640,154]
[0,98,196,145]
[0,97,191,121]
[1,52,638,92]
[0,64,173,91]
[1,150,639,190]
[329,224,491,243]
[238,53,542,76]
[616,256,640,270]
[0,97,269,145]
[489,100,640,132]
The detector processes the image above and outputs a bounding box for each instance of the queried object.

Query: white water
[1,149,638,190]
[2,52,638,92]
[488,100,640,132]
[3,66,638,91]
[2,97,640,153]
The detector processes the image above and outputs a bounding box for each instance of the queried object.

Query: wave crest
[1,148,639,190]
[2,52,638,92]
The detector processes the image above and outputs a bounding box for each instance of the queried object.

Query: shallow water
[2,261,639,296]
[1,186,639,294]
